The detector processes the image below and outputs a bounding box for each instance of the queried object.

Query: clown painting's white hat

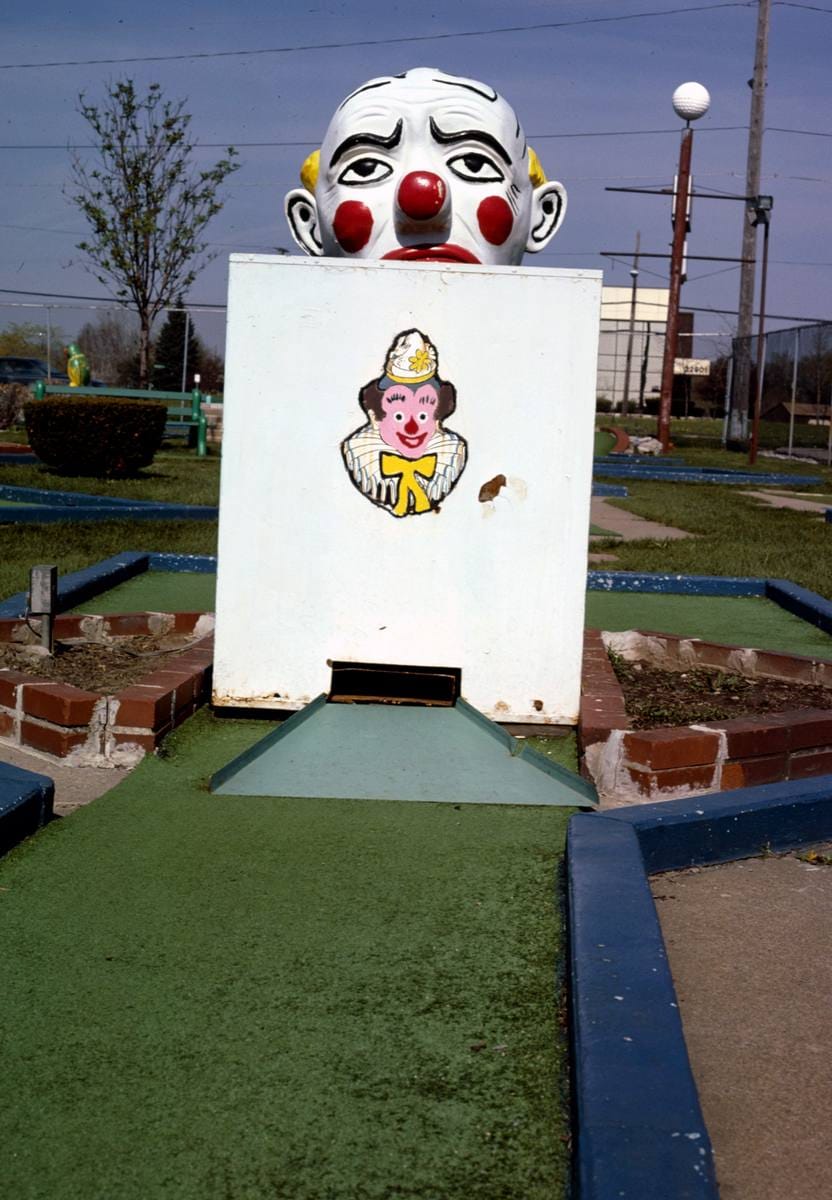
[384,329,437,385]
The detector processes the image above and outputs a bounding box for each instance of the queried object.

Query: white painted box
[214,255,601,724]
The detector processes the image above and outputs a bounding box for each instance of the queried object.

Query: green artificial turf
[593,429,616,456]
[0,710,575,1200]
[0,519,218,602]
[585,592,832,658]
[72,570,217,614]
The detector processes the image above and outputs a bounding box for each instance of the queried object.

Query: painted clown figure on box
[341,329,466,518]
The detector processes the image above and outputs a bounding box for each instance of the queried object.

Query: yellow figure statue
[66,343,90,387]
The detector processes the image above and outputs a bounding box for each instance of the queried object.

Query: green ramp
[212,696,595,807]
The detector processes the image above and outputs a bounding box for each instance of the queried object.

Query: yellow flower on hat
[409,347,432,374]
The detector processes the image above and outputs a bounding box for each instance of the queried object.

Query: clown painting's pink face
[286,68,566,266]
[377,383,438,457]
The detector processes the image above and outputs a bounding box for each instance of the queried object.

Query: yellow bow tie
[380,452,437,516]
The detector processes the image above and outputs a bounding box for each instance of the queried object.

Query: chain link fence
[728,321,832,458]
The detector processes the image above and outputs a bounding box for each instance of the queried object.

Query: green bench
[31,383,211,457]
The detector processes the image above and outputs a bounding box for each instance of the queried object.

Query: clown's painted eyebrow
[329,119,404,169]
[432,77,498,103]
[337,79,392,111]
[429,117,511,167]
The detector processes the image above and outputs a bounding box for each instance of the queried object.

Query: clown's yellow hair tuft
[300,149,320,192]
[528,147,547,188]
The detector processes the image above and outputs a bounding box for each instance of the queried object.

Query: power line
[0,126,753,150]
[0,4,755,70]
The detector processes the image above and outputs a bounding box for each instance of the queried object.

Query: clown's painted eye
[418,412,428,422]
[394,412,404,422]
[338,157,393,185]
[447,153,505,183]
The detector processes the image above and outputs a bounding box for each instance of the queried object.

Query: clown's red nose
[397,171,447,220]
[404,415,419,434]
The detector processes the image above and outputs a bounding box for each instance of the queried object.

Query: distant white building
[597,286,684,411]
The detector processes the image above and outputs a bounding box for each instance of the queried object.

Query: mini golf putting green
[68,570,832,661]
[585,591,832,658]
[72,569,217,614]
[1,710,576,1200]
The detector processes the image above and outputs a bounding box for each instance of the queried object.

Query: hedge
[24,394,167,477]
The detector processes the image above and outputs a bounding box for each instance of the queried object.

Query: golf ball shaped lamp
[671,82,711,123]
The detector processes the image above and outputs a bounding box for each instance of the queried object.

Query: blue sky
[1,0,830,350]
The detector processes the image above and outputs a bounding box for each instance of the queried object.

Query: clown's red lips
[382,244,480,264]
[396,431,429,449]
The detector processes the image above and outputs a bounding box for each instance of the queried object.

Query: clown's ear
[526,181,567,254]
[285,188,324,256]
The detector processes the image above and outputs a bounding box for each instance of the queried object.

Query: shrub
[595,396,613,413]
[24,393,167,476]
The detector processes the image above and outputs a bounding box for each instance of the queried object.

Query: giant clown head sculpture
[285,67,567,266]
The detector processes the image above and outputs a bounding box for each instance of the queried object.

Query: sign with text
[674,357,711,376]
[214,255,601,725]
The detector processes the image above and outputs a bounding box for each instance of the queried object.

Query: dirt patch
[0,633,198,694]
[611,655,832,729]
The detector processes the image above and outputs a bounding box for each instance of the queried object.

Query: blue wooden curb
[0,761,54,856]
[568,775,832,1198]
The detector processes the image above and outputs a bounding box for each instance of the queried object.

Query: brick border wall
[0,612,214,766]
[580,628,832,804]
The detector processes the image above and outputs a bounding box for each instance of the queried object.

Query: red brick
[692,641,745,672]
[141,669,196,712]
[21,720,90,757]
[172,612,209,632]
[720,754,788,790]
[0,618,25,642]
[622,728,720,771]
[786,709,832,751]
[104,613,152,636]
[113,685,174,729]
[109,728,169,755]
[788,748,832,780]
[22,682,97,726]
[0,709,16,738]
[626,763,717,796]
[700,715,790,759]
[0,669,32,707]
[752,651,815,683]
[53,615,89,639]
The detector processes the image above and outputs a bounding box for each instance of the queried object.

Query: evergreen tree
[152,304,202,392]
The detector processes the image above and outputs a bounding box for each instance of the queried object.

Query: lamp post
[657,82,711,452]
[748,194,773,465]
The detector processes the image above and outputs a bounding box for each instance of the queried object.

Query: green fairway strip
[0,710,574,1200]
[585,592,832,658]
[589,524,621,537]
[72,570,217,613]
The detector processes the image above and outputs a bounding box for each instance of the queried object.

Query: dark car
[0,356,70,385]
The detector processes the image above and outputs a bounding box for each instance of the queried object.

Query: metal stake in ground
[29,564,57,655]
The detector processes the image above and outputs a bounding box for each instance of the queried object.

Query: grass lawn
[593,478,832,598]
[0,444,220,506]
[0,710,575,1200]
[0,519,218,603]
[605,414,832,452]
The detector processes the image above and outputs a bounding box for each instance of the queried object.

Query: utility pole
[729,0,771,444]
[621,231,640,418]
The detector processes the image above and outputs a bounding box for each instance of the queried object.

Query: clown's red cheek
[333,201,373,252]
[477,196,513,246]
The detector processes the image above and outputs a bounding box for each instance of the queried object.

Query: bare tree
[69,80,237,388]
[76,310,139,385]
